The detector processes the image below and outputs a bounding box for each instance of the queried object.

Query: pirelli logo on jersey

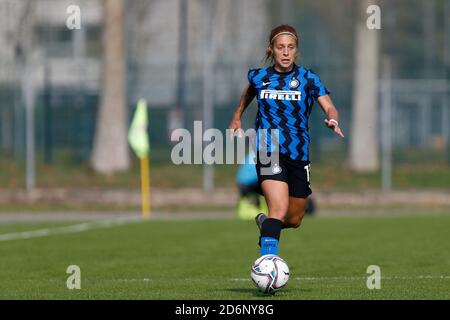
[260,89,302,101]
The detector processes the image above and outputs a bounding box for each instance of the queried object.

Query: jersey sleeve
[247,69,257,89]
[307,69,330,100]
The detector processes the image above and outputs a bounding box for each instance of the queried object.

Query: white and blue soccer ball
[250,254,290,294]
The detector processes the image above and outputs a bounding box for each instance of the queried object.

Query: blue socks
[260,237,279,256]
[259,218,283,256]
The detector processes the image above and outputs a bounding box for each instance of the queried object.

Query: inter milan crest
[289,77,299,88]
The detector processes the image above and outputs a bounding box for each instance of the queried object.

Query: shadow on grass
[224,287,313,297]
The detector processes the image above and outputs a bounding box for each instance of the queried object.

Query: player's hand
[324,119,345,138]
[228,117,243,139]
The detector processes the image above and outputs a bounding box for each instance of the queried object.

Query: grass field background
[0,215,449,299]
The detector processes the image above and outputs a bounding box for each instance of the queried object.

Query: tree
[349,0,380,172]
[91,0,130,173]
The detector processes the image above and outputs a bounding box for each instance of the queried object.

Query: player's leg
[281,158,311,228]
[258,179,289,256]
[282,196,308,229]
[261,180,289,220]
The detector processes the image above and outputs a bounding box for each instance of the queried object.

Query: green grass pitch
[0,215,449,299]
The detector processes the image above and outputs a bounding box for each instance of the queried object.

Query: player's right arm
[228,84,256,139]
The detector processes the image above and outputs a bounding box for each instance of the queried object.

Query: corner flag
[128,99,150,159]
[128,99,151,219]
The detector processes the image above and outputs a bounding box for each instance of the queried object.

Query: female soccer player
[228,24,344,256]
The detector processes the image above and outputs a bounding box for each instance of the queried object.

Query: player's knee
[288,212,305,229]
[292,221,302,229]
[290,219,302,229]
[268,205,288,220]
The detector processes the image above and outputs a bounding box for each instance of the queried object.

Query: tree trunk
[349,0,380,172]
[91,0,130,173]
[1,106,13,153]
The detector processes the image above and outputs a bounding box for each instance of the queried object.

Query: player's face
[272,35,297,71]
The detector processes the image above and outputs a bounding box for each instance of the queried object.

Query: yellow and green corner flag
[128,99,151,219]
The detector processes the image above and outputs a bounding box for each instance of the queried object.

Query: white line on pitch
[230,275,450,281]
[293,275,450,280]
[0,218,140,242]
[113,278,153,282]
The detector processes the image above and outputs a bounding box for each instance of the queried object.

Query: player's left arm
[317,95,345,138]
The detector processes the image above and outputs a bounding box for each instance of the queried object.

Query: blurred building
[0,0,103,159]
[0,0,101,91]
[0,0,272,160]
[0,0,448,171]
[0,0,270,103]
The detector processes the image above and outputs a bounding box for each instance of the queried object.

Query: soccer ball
[250,254,290,294]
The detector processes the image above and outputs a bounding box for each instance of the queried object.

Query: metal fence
[0,0,449,190]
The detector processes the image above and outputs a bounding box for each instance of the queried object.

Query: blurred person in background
[229,24,343,257]
[235,150,268,220]
[235,150,315,220]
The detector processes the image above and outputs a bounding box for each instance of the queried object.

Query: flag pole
[140,155,150,220]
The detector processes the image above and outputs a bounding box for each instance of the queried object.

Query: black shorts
[255,152,312,198]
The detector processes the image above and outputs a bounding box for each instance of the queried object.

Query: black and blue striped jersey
[248,64,330,161]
